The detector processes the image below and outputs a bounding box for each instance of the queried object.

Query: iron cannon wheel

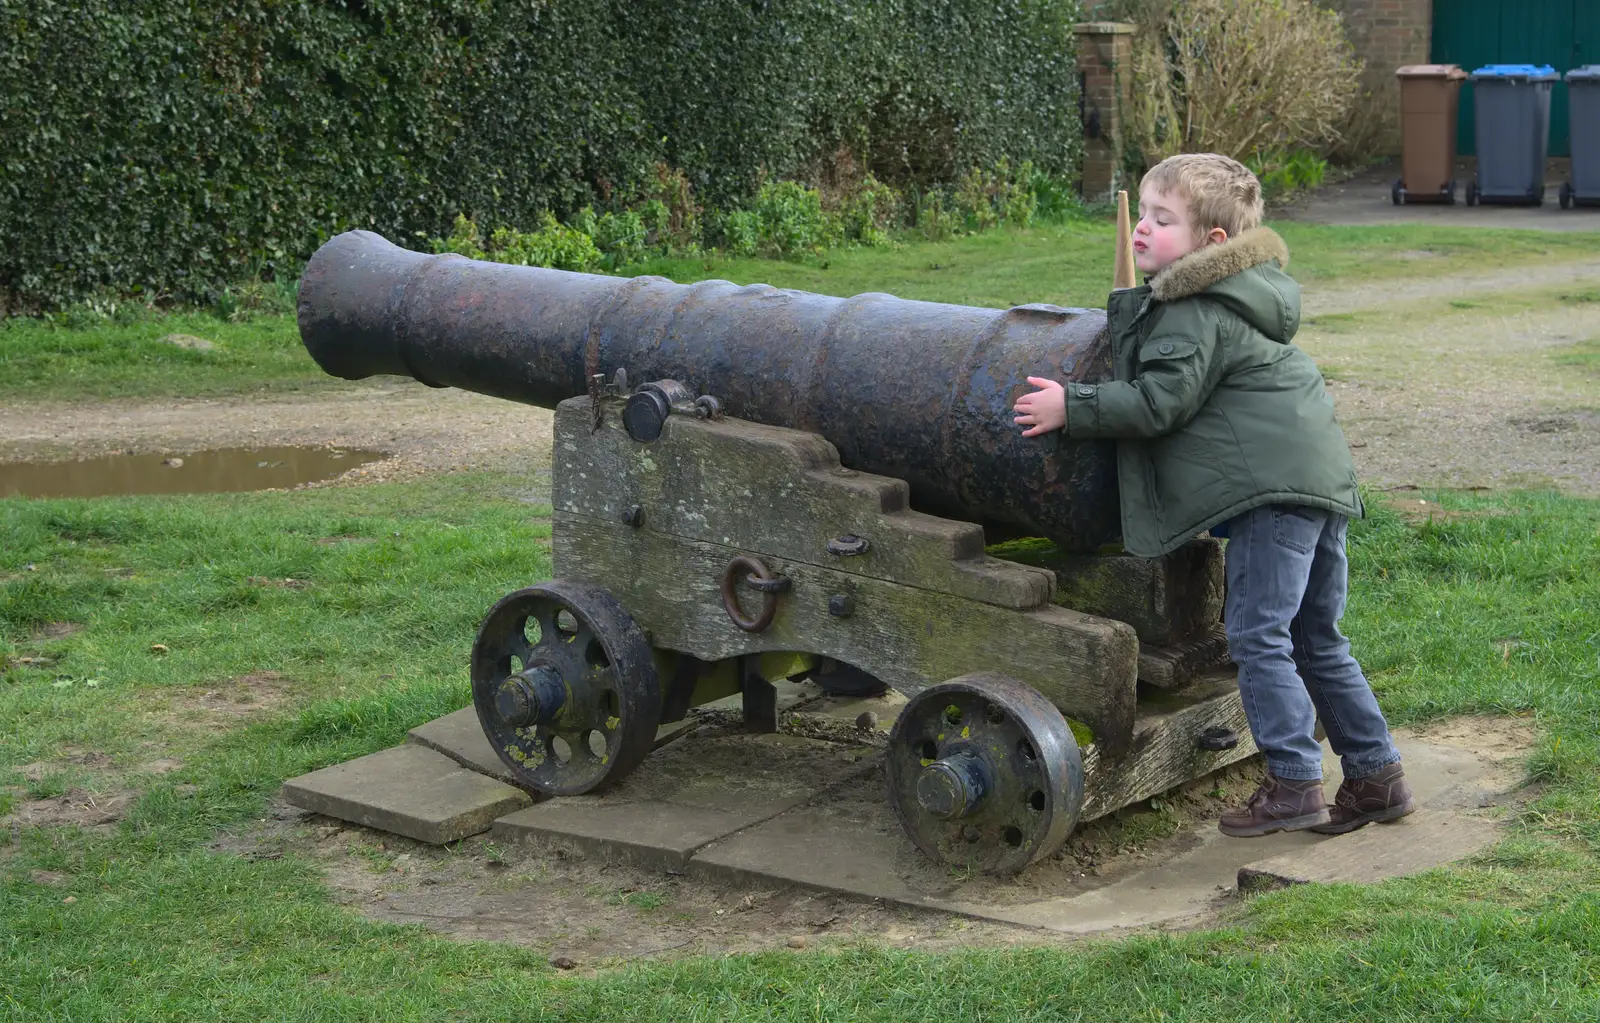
[471,581,661,796]
[887,673,1084,875]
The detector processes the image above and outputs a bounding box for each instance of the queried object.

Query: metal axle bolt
[495,666,566,727]
[915,752,989,820]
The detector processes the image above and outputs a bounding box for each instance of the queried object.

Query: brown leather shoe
[1309,763,1415,835]
[1218,774,1331,837]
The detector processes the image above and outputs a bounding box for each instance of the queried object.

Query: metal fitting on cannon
[494,665,567,728]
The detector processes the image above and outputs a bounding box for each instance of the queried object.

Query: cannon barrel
[298,231,1119,550]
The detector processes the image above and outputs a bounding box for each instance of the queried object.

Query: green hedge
[0,0,1083,312]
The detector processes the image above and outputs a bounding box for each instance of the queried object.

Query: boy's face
[1134,185,1225,274]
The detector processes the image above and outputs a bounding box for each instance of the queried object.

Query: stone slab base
[281,744,531,845]
[293,702,1515,932]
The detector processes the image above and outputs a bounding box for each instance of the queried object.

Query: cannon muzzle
[298,230,1119,550]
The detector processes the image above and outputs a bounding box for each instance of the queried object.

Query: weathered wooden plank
[989,537,1224,645]
[553,511,1140,757]
[1078,674,1257,821]
[553,398,1055,610]
[1138,625,1233,690]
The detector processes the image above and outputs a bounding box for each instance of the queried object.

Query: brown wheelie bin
[1393,64,1467,204]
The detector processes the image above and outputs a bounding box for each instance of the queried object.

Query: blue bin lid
[1470,64,1557,80]
[1568,65,1600,82]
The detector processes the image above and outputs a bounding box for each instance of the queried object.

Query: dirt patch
[247,576,311,590]
[0,384,555,490]
[219,801,1064,963]
[146,670,295,725]
[33,621,85,640]
[10,750,116,782]
[1379,498,1482,525]
[1299,288,1600,496]
[1396,714,1534,793]
[2,786,135,829]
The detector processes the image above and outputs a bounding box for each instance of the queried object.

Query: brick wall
[1325,0,1433,154]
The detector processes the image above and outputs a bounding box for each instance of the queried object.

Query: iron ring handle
[720,556,787,632]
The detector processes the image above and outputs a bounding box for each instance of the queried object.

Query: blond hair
[1140,154,1264,240]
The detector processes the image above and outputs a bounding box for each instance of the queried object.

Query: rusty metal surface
[299,230,1118,550]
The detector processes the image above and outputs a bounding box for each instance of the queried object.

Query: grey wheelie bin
[1466,64,1557,206]
[1562,66,1600,209]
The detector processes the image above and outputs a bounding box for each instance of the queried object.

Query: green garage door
[1431,0,1599,156]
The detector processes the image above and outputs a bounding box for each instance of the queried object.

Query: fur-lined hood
[1149,227,1299,343]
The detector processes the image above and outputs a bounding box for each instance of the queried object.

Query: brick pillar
[1074,21,1136,201]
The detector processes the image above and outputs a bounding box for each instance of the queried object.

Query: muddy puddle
[0,446,386,499]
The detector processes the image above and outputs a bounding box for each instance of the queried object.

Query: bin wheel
[1391,179,1405,206]
[1466,180,1479,207]
[1444,179,1458,205]
[1561,182,1575,210]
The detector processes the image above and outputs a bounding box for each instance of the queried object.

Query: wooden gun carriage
[299,231,1259,875]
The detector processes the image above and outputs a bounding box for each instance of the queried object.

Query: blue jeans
[1221,504,1401,782]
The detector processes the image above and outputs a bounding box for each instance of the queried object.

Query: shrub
[1118,0,1361,169]
[1248,148,1331,201]
[750,182,840,258]
[954,159,1039,232]
[837,175,903,248]
[431,214,603,274]
[915,192,959,243]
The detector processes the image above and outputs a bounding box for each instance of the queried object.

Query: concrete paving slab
[1237,809,1497,893]
[687,734,1513,933]
[491,729,879,870]
[408,707,518,785]
[409,706,698,786]
[494,801,756,871]
[281,744,531,845]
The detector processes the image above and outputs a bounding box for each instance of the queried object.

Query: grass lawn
[4,218,1600,403]
[3,479,1600,1020]
[5,222,1600,1018]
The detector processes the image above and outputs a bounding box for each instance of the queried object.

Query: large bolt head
[915,753,988,820]
[495,666,566,727]
[495,677,537,727]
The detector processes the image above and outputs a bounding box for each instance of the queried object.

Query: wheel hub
[494,666,566,728]
[915,750,990,820]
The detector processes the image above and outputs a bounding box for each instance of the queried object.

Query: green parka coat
[1062,227,1362,557]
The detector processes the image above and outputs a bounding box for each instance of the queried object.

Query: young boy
[1013,154,1414,837]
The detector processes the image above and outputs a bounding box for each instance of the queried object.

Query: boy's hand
[1013,376,1066,437]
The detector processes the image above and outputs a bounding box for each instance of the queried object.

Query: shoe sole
[1307,799,1417,836]
[1218,809,1332,838]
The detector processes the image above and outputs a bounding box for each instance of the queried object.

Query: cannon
[299,231,1258,875]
